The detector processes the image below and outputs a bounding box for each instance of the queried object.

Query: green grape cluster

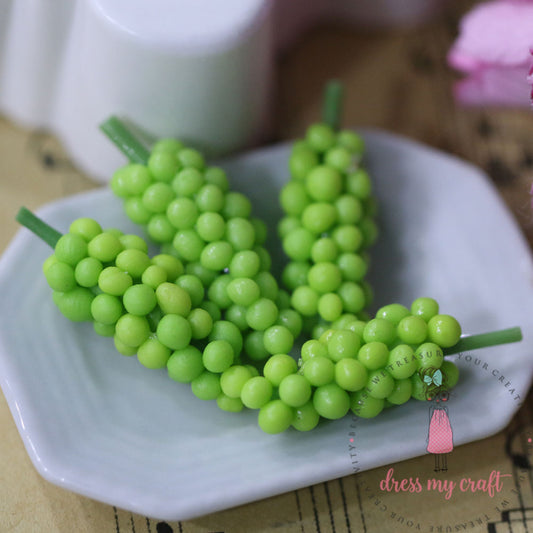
[278,122,378,335]
[110,139,301,368]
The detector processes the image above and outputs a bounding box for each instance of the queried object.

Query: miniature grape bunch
[278,82,377,336]
[16,82,522,434]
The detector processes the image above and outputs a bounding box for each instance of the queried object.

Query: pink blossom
[448,0,533,106]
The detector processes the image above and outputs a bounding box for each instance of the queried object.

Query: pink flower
[448,0,533,106]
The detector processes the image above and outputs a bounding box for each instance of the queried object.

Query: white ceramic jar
[0,0,446,182]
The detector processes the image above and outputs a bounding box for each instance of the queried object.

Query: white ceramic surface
[0,130,531,521]
[0,0,447,183]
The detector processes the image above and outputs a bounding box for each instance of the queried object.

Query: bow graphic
[423,369,442,387]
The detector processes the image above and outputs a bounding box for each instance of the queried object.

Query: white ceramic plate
[0,130,532,521]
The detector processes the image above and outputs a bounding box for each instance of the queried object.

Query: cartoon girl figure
[421,366,454,473]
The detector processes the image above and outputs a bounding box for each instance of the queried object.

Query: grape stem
[16,207,62,248]
[444,326,522,356]
[322,80,344,131]
[100,116,150,165]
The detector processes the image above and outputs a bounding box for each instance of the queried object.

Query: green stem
[322,80,344,131]
[16,207,62,248]
[444,327,523,356]
[100,116,150,165]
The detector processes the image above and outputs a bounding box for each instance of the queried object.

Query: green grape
[115,249,151,278]
[440,360,459,389]
[229,250,261,278]
[254,272,278,301]
[427,314,462,348]
[167,197,199,229]
[263,325,294,355]
[187,308,213,339]
[337,130,364,155]
[173,229,205,262]
[91,293,123,324]
[336,253,367,282]
[305,123,336,153]
[200,300,222,322]
[216,394,243,413]
[225,305,248,331]
[311,238,338,263]
[291,285,319,316]
[279,374,311,407]
[387,344,418,380]
[200,241,233,271]
[115,314,151,347]
[282,227,315,261]
[225,218,255,251]
[363,318,396,346]
[346,168,372,200]
[52,287,94,322]
[69,217,102,242]
[278,216,301,238]
[152,138,183,155]
[308,262,342,293]
[222,192,252,219]
[415,342,444,370]
[147,214,176,243]
[292,401,320,431]
[178,148,205,170]
[410,297,439,322]
[175,274,204,307]
[365,369,395,399]
[137,337,171,369]
[196,184,224,212]
[335,195,362,225]
[54,233,88,267]
[241,376,273,409]
[114,335,138,356]
[196,212,226,242]
[313,383,350,419]
[125,197,152,224]
[337,282,365,314]
[324,146,352,172]
[335,358,367,391]
[148,150,180,182]
[327,329,360,361]
[302,356,334,386]
[209,320,243,357]
[207,275,233,309]
[98,266,132,296]
[263,354,297,386]
[155,282,191,316]
[386,379,412,405]
[246,298,278,331]
[142,182,174,213]
[45,261,76,292]
[88,232,123,262]
[156,313,192,350]
[172,168,204,196]
[357,341,389,370]
[397,315,428,345]
[93,322,115,337]
[301,203,337,234]
[142,264,167,289]
[244,330,270,361]
[289,146,318,181]
[318,293,343,322]
[220,365,253,398]
[258,400,294,434]
[203,340,234,373]
[204,166,229,192]
[227,278,260,307]
[305,166,342,202]
[332,225,363,253]
[280,181,310,216]
[351,390,384,418]
[191,371,222,400]
[301,339,328,362]
[122,284,157,316]
[375,303,410,326]
[167,346,204,383]
[275,309,303,338]
[282,262,310,290]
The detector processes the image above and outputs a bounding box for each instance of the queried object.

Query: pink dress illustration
[427,405,453,454]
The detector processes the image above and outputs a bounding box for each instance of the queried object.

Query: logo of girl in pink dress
[421,366,454,473]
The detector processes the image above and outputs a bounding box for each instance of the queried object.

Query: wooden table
[1,2,532,531]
